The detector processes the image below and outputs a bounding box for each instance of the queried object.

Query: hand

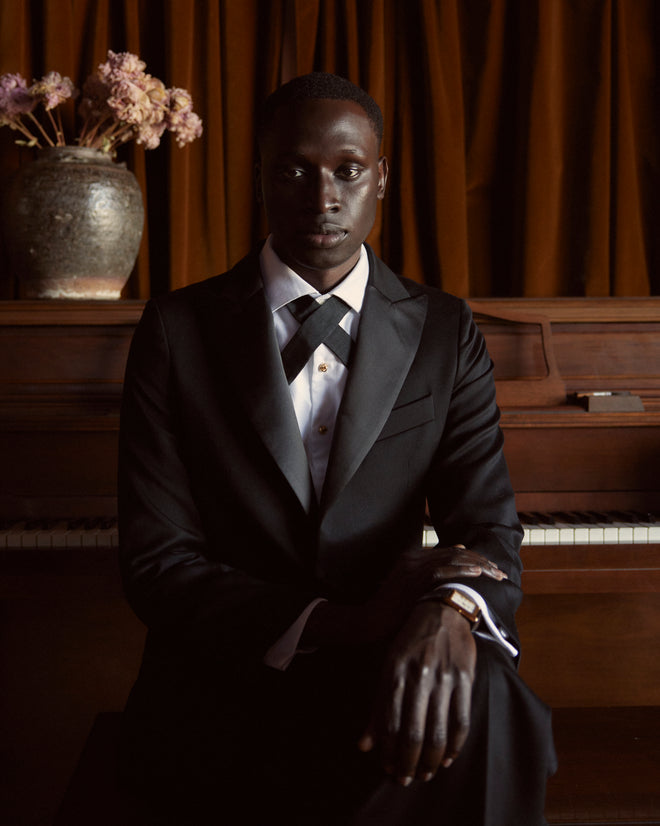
[301,544,503,649]
[358,599,477,785]
[363,544,505,639]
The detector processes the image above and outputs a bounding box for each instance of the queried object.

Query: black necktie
[281,295,353,383]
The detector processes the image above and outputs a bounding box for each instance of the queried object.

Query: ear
[254,162,263,204]
[377,156,389,200]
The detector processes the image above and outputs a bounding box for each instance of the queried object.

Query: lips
[300,224,347,248]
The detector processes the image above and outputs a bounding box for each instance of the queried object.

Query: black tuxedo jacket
[117,246,534,818]
[119,246,523,665]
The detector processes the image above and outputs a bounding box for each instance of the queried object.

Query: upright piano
[1,298,659,706]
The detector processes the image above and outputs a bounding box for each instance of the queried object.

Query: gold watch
[439,588,481,628]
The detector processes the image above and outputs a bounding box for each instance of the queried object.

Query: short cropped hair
[257,72,384,147]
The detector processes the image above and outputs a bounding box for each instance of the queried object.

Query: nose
[307,170,339,214]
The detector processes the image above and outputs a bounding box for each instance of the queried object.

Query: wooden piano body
[1,298,659,710]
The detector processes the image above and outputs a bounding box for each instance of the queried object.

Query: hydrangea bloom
[30,71,76,110]
[0,73,35,126]
[0,50,202,153]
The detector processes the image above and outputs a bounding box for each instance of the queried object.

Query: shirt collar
[260,235,369,315]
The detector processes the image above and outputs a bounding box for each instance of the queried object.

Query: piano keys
[3,511,658,550]
[422,511,660,548]
[0,518,119,549]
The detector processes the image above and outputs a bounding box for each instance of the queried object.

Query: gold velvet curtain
[0,0,657,298]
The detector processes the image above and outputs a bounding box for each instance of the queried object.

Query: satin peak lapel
[321,259,428,510]
[202,258,314,513]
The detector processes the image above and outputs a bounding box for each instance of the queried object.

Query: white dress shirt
[259,237,517,668]
[260,235,368,500]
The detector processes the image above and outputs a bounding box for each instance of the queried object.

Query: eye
[279,166,305,180]
[337,165,362,180]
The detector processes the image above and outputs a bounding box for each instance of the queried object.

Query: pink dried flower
[79,73,113,121]
[136,121,167,149]
[168,87,194,115]
[1,51,203,153]
[166,88,203,146]
[0,73,36,125]
[107,78,152,125]
[170,110,203,147]
[102,50,147,79]
[30,71,76,110]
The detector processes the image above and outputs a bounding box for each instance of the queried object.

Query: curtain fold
[0,0,657,298]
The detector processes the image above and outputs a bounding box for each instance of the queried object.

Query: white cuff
[428,582,519,658]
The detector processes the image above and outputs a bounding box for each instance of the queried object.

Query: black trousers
[120,637,556,826]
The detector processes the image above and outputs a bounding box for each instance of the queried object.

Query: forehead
[259,98,380,159]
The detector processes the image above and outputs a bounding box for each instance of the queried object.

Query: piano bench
[55,708,660,825]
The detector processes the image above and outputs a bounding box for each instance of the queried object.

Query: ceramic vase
[2,146,144,299]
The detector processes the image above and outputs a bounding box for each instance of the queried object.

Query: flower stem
[26,111,56,147]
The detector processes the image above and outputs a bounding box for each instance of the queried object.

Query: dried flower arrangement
[0,50,203,153]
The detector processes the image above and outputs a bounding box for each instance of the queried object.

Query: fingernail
[399,776,413,787]
[442,757,454,768]
[422,772,434,782]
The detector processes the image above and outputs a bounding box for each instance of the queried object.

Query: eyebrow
[277,146,368,161]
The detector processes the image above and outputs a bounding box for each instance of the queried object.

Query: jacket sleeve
[425,300,524,649]
[118,299,317,661]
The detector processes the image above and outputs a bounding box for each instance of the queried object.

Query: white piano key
[618,526,634,542]
[97,524,118,547]
[81,523,101,548]
[18,525,42,548]
[529,527,547,545]
[587,526,604,543]
[602,525,620,544]
[62,521,86,547]
[50,521,71,548]
[632,525,649,542]
[544,528,560,544]
[5,522,27,549]
[547,513,576,544]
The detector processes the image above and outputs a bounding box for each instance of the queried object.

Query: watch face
[452,591,477,614]
[444,589,481,623]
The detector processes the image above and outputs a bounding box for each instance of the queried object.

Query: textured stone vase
[2,146,144,299]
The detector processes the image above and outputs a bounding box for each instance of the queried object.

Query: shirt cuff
[263,597,327,671]
[425,582,519,658]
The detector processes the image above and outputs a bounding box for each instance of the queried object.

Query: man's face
[257,97,388,291]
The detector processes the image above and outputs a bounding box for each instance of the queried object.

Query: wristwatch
[438,588,481,628]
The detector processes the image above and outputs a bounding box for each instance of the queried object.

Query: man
[118,73,555,825]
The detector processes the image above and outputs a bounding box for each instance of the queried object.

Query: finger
[444,550,508,580]
[428,561,506,583]
[359,663,407,776]
[379,670,407,778]
[416,675,451,780]
[357,731,375,753]
[415,546,507,581]
[393,669,434,785]
[442,670,473,768]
